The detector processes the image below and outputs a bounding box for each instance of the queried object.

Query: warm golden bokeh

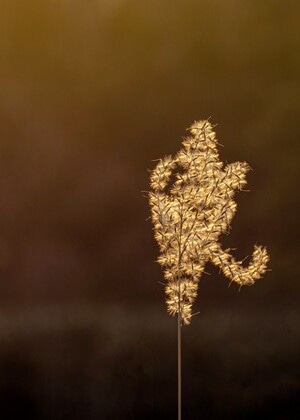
[0,1,298,418]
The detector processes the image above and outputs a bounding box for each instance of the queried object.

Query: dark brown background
[0,1,299,418]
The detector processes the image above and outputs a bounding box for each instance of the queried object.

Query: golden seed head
[149,120,270,325]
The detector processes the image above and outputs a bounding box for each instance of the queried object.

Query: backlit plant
[148,119,269,419]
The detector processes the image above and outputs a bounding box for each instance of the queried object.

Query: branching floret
[149,120,269,325]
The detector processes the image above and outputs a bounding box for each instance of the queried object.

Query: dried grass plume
[149,120,269,325]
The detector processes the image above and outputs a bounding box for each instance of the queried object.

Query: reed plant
[148,120,269,419]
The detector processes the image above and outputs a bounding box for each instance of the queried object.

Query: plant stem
[178,310,182,420]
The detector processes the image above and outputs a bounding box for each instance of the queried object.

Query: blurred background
[0,0,299,418]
